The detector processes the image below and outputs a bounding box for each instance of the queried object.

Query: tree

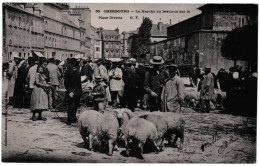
[130,34,139,59]
[130,17,152,61]
[221,23,257,70]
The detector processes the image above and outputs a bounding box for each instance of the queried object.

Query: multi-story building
[43,3,81,60]
[121,31,135,59]
[3,3,45,62]
[150,4,258,73]
[94,28,102,59]
[101,28,121,60]
[150,21,171,43]
[3,3,84,62]
[69,6,93,59]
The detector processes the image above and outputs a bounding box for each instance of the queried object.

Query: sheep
[122,117,159,159]
[161,112,185,150]
[78,110,103,151]
[100,112,119,156]
[78,110,119,156]
[184,90,200,108]
[138,113,168,151]
[151,112,185,150]
[113,108,136,143]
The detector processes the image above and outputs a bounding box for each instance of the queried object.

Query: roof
[150,22,171,37]
[102,30,120,36]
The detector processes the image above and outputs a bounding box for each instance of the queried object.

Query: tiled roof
[150,23,171,37]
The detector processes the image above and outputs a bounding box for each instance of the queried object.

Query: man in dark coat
[64,58,82,125]
[135,63,146,109]
[124,60,138,112]
[80,59,93,82]
[144,56,166,112]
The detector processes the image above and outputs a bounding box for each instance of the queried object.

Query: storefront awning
[105,58,121,62]
[33,51,45,58]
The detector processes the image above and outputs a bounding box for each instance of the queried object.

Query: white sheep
[122,117,159,159]
[151,112,185,150]
[78,110,119,156]
[138,113,168,151]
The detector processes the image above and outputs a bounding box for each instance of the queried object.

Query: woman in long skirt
[30,66,50,121]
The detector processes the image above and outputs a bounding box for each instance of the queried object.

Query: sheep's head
[114,109,132,128]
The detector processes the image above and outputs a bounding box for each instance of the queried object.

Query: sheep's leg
[108,139,113,156]
[98,139,102,153]
[138,142,144,159]
[152,140,160,154]
[89,134,93,151]
[159,137,165,151]
[81,132,88,148]
[125,138,130,157]
[179,133,184,150]
[172,135,179,147]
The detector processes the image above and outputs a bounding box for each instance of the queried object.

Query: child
[92,75,106,113]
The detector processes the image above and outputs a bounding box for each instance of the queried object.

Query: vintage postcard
[1,2,257,163]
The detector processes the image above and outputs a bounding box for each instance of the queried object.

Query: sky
[70,3,204,33]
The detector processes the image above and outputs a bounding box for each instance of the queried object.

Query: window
[96,47,100,51]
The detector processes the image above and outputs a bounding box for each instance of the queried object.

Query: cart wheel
[76,103,88,119]
[55,103,68,118]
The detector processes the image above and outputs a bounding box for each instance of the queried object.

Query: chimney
[158,22,163,31]
[115,27,119,34]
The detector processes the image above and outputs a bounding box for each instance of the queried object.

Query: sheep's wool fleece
[123,118,158,143]
[78,110,103,136]
[101,114,119,140]
[152,112,185,130]
[139,113,168,138]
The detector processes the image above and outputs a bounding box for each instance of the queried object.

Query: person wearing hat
[123,59,138,111]
[108,62,123,107]
[161,65,185,113]
[144,56,167,112]
[92,75,106,113]
[64,58,82,125]
[7,55,21,105]
[200,67,214,113]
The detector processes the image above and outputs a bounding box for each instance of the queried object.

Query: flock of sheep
[78,108,185,159]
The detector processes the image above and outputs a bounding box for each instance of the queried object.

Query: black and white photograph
[1,1,258,163]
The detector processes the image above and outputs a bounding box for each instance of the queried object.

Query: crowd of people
[4,54,257,125]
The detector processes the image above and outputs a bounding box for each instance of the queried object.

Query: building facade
[150,4,258,73]
[121,31,134,59]
[43,3,81,60]
[2,3,89,62]
[150,21,170,42]
[93,28,102,59]
[101,28,121,59]
[3,3,45,62]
